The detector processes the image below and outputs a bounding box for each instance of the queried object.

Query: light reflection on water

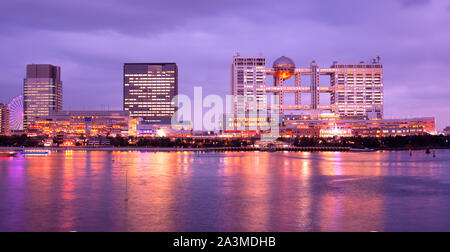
[1,150,450,232]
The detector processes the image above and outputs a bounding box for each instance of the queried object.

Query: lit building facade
[231,55,384,119]
[124,63,178,124]
[27,111,132,138]
[24,64,63,130]
[283,115,435,138]
[330,61,384,119]
[231,56,267,114]
[444,127,450,136]
[220,114,272,137]
[219,113,435,138]
[136,123,192,138]
[0,104,10,135]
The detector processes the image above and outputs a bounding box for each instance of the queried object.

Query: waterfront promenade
[0,146,353,152]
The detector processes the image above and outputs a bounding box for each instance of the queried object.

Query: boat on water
[0,151,17,157]
[350,148,376,152]
[19,149,51,155]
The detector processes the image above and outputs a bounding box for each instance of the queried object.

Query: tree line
[1,134,449,149]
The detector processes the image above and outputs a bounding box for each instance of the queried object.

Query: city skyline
[1,0,450,235]
[0,0,449,129]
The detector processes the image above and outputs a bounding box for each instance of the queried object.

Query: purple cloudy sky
[0,0,449,129]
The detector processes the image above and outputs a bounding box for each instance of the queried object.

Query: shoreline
[1,146,449,153]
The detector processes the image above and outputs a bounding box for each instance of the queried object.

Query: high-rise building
[124,63,178,124]
[231,56,267,114]
[230,55,384,119]
[0,104,10,135]
[330,61,384,119]
[23,64,63,130]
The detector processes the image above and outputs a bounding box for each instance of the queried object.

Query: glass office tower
[23,64,63,130]
[124,63,178,124]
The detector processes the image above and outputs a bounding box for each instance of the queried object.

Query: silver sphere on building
[273,56,296,80]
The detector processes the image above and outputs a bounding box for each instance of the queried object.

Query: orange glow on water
[0,150,448,231]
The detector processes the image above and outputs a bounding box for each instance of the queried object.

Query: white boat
[350,148,375,152]
[0,151,17,157]
[19,149,51,155]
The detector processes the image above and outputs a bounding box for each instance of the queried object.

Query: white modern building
[231,55,384,119]
[231,56,267,115]
[330,61,384,119]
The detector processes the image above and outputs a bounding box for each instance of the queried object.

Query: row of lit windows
[124,73,175,76]
[128,93,171,96]
[133,105,174,108]
[127,79,175,81]
[127,91,172,94]
[131,113,174,116]
[337,102,382,105]
[131,109,174,112]
[130,108,175,112]
[127,82,175,85]
[125,102,173,104]
[127,92,171,95]
[128,90,172,92]
[128,77,175,80]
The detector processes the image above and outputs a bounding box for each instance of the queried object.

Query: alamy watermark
[171,87,281,142]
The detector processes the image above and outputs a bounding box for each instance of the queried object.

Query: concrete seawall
[0,146,354,152]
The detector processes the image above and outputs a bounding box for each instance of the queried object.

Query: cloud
[0,0,277,36]
[399,0,431,7]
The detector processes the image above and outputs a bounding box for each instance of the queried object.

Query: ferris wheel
[7,95,24,131]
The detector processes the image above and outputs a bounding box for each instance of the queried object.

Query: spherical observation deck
[273,56,296,80]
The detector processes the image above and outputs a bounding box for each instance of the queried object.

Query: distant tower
[271,56,296,114]
[310,61,320,112]
[0,103,10,135]
[23,64,63,130]
[7,95,24,131]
